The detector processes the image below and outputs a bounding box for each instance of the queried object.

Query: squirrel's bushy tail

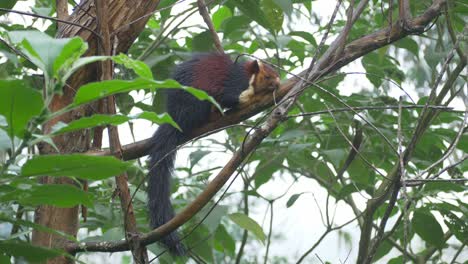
[147,124,185,255]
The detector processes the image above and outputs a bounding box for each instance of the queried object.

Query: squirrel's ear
[251,60,260,74]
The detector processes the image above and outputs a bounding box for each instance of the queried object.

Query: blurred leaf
[412,209,445,249]
[272,0,292,16]
[212,6,232,30]
[362,52,405,87]
[1,184,93,208]
[51,112,179,136]
[184,225,213,263]
[113,54,153,79]
[388,256,404,264]
[222,15,250,37]
[231,0,275,33]
[0,0,18,16]
[73,78,180,106]
[253,152,284,188]
[197,205,228,233]
[115,93,135,115]
[189,150,211,169]
[22,155,133,180]
[0,213,76,241]
[289,31,317,46]
[8,31,91,84]
[228,213,266,243]
[74,78,222,113]
[374,240,392,262]
[0,240,62,262]
[192,31,214,52]
[261,0,284,32]
[286,192,306,208]
[214,224,236,256]
[393,37,419,58]
[0,80,43,138]
[441,211,468,243]
[423,182,466,194]
[322,149,347,168]
[0,254,9,264]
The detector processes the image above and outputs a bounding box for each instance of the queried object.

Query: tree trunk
[32,1,160,263]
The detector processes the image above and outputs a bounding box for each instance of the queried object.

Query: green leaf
[222,16,250,37]
[74,78,222,112]
[412,209,445,249]
[189,150,211,169]
[442,211,468,243]
[0,240,62,262]
[197,205,228,233]
[59,56,108,88]
[0,253,10,264]
[373,240,393,262]
[53,37,88,78]
[134,112,180,129]
[0,213,77,241]
[362,52,405,87]
[322,149,347,168]
[212,6,232,30]
[184,225,214,262]
[1,184,93,208]
[51,112,179,136]
[228,213,266,243]
[73,78,180,106]
[22,155,133,180]
[183,87,222,112]
[113,54,153,79]
[231,0,276,33]
[192,31,215,52]
[289,31,317,46]
[261,0,284,33]
[388,256,404,264]
[286,192,306,208]
[423,182,466,194]
[0,80,44,138]
[8,31,87,80]
[337,184,366,200]
[272,0,292,16]
[0,0,17,16]
[394,37,419,58]
[214,224,236,256]
[253,154,283,188]
[115,93,135,115]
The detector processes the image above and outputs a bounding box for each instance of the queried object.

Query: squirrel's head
[245,60,280,93]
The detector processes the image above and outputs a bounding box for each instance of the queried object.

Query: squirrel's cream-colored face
[254,61,280,93]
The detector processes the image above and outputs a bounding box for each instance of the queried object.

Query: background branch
[64,0,447,255]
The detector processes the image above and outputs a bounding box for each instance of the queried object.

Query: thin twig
[0,8,101,39]
[235,178,250,264]
[288,105,454,118]
[95,0,147,262]
[398,96,409,264]
[197,0,223,53]
[263,201,274,264]
[418,111,468,178]
[404,176,468,187]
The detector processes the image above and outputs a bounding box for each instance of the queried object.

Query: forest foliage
[0,0,466,263]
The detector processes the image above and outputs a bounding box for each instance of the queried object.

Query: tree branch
[95,0,148,262]
[65,0,447,254]
[197,0,223,54]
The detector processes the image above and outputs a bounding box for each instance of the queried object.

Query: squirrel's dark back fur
[147,53,250,255]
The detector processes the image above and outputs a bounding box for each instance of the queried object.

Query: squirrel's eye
[265,76,272,80]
